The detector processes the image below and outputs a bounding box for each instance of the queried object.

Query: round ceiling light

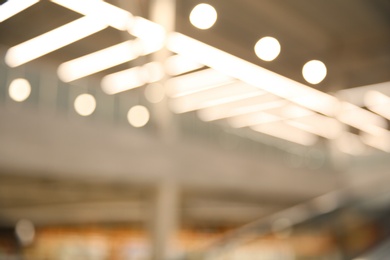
[302,60,327,84]
[74,94,96,116]
[254,37,281,61]
[189,3,217,30]
[8,78,31,102]
[127,105,150,127]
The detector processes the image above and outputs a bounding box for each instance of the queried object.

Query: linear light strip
[166,68,235,98]
[169,86,264,114]
[101,62,164,95]
[51,0,132,31]
[251,122,318,146]
[165,54,204,76]
[198,97,286,122]
[51,0,165,53]
[167,32,338,117]
[364,91,390,120]
[0,0,39,23]
[58,40,142,82]
[337,102,388,135]
[5,16,107,67]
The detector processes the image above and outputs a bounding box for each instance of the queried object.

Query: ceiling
[0,0,389,89]
[0,0,390,228]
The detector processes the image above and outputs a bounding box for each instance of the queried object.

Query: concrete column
[149,181,180,260]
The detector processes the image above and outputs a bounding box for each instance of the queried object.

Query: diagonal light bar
[58,40,142,82]
[364,90,390,120]
[198,95,286,122]
[129,17,166,54]
[338,102,388,135]
[337,81,390,107]
[166,68,235,98]
[101,62,164,95]
[0,0,39,23]
[167,32,338,117]
[52,0,165,53]
[5,16,107,67]
[51,0,132,31]
[165,54,204,76]
[287,115,343,139]
[251,122,318,146]
[361,130,390,153]
[101,66,144,95]
[169,82,264,113]
[228,111,281,128]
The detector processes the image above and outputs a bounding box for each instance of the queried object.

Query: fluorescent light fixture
[5,16,107,67]
[197,96,286,121]
[101,66,144,95]
[129,17,165,54]
[167,33,338,116]
[364,90,390,120]
[287,114,343,139]
[338,102,387,135]
[169,82,264,113]
[0,0,39,23]
[58,40,142,82]
[251,122,318,146]
[165,68,235,98]
[51,0,132,31]
[361,131,390,153]
[228,111,281,128]
[337,81,390,107]
[164,54,204,76]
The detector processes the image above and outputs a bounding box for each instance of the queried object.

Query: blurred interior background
[0,0,390,259]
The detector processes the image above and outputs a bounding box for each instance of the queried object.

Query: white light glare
[74,94,96,116]
[127,105,150,127]
[8,78,31,102]
[5,16,107,67]
[254,37,281,61]
[0,0,39,23]
[364,91,390,120]
[302,60,327,84]
[189,3,217,30]
[58,40,143,82]
[51,0,133,31]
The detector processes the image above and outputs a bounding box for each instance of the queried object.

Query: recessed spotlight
[8,78,31,102]
[189,3,217,30]
[127,105,150,127]
[74,94,96,116]
[302,60,327,84]
[254,37,281,61]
